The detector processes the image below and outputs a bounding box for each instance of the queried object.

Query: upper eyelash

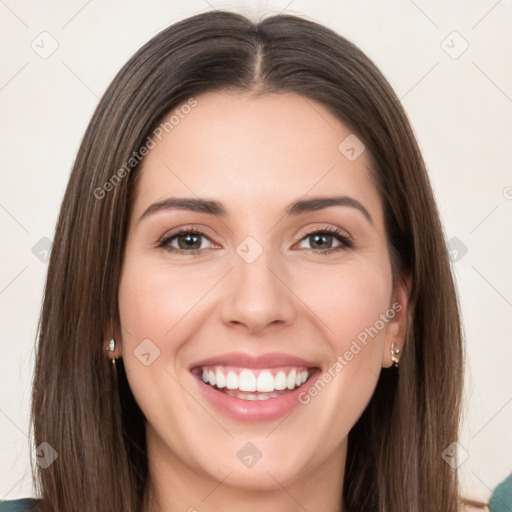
[158,226,353,254]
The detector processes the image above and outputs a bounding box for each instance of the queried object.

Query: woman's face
[117,90,410,494]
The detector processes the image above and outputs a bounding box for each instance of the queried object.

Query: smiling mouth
[192,365,313,401]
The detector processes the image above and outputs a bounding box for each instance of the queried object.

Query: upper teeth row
[201,368,309,392]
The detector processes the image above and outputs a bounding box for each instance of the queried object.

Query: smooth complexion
[114,90,411,512]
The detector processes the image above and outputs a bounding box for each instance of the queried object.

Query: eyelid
[298,224,352,240]
[159,224,216,241]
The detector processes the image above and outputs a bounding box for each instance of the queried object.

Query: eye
[158,227,217,254]
[296,227,353,254]
[157,226,353,255]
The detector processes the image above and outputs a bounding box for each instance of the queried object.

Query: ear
[382,271,412,368]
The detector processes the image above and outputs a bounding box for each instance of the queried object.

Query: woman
[0,10,492,512]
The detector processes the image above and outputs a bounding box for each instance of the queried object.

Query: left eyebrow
[138,195,373,226]
[284,196,373,225]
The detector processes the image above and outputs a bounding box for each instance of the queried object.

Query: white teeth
[256,370,274,392]
[238,369,257,392]
[200,366,310,393]
[286,369,297,390]
[226,371,238,390]
[274,371,287,390]
[215,369,226,388]
[224,389,283,401]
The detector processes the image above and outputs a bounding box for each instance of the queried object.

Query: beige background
[1,0,511,502]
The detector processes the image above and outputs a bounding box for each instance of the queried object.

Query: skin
[109,90,411,512]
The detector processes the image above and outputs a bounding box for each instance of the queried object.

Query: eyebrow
[139,195,373,225]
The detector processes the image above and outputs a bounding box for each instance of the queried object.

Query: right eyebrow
[139,197,227,223]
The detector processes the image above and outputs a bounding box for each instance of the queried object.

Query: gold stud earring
[391,342,401,367]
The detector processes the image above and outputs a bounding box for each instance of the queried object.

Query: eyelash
[157,225,354,255]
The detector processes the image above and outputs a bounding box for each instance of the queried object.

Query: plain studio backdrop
[0,0,511,503]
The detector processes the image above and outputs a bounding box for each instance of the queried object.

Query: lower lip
[192,370,320,422]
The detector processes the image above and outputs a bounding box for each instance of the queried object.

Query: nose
[219,249,297,335]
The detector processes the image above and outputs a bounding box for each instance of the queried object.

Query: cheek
[118,257,216,343]
[289,261,391,432]
[117,255,224,417]
[295,259,392,351]
[117,258,198,436]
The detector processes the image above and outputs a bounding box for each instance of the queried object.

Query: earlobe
[382,271,412,368]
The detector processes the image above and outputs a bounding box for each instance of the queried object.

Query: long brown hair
[31,10,469,511]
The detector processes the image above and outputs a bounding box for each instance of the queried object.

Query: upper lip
[189,352,319,370]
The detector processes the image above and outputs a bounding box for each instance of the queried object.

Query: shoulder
[488,472,512,512]
[461,472,512,512]
[0,499,38,512]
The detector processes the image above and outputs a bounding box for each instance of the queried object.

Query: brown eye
[159,230,215,253]
[174,233,203,250]
[297,228,353,254]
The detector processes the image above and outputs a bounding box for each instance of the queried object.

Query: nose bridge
[219,239,296,332]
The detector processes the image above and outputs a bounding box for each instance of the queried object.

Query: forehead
[133,90,383,226]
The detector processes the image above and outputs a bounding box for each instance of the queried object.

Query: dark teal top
[0,499,37,512]
[488,473,512,512]
[1,474,511,511]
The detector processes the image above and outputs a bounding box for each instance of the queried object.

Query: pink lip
[189,351,318,370]
[189,352,321,422]
[194,376,322,422]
